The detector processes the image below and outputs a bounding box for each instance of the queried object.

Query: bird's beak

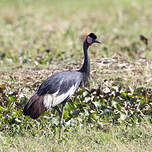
[94,39,101,44]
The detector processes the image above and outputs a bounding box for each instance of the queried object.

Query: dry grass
[1,57,152,98]
[1,0,152,151]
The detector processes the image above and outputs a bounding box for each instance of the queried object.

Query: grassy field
[1,0,152,151]
[1,124,152,152]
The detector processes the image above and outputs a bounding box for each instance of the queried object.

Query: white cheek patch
[43,84,78,109]
[87,36,92,44]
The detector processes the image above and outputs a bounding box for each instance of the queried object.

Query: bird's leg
[59,102,66,140]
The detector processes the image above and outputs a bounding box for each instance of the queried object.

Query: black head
[86,33,101,45]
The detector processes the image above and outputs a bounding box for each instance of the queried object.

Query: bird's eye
[87,36,92,44]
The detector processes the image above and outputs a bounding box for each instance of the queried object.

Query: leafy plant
[1,80,152,136]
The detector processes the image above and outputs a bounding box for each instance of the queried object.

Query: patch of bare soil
[0,57,152,98]
[92,57,152,88]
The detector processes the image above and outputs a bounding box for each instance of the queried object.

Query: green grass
[1,124,152,152]
[0,0,152,88]
[1,0,152,151]
[0,0,152,69]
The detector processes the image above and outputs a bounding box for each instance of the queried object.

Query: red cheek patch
[87,36,92,45]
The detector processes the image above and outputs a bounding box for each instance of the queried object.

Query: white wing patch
[43,94,55,109]
[43,84,78,109]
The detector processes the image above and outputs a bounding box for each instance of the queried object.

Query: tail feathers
[23,94,47,119]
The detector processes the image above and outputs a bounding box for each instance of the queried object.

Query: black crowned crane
[23,33,101,139]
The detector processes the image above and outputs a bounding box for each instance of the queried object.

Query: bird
[23,33,101,139]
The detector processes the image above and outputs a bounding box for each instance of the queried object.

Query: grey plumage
[37,70,83,96]
[23,33,101,139]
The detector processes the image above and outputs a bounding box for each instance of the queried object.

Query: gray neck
[79,40,90,82]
